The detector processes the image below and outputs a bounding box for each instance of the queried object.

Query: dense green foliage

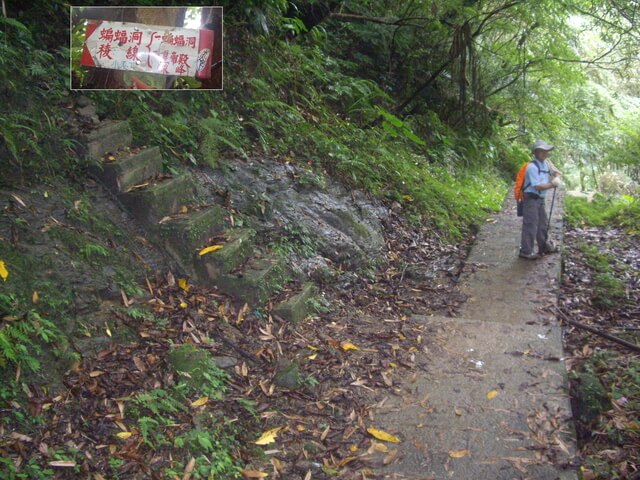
[0,14,74,184]
[3,0,639,210]
[565,195,640,232]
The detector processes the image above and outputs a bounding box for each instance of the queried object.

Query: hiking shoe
[542,242,559,254]
[519,251,540,260]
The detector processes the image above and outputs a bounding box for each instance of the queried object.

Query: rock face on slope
[198,159,388,270]
[86,118,389,317]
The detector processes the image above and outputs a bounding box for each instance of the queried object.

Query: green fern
[137,416,160,447]
[131,388,186,418]
[0,310,62,371]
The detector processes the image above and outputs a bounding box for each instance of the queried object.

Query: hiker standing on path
[519,140,562,260]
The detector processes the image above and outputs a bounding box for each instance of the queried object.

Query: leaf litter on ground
[1,213,477,478]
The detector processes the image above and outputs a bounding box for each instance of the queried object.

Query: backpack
[514,161,541,216]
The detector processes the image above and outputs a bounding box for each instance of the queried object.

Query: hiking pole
[545,186,557,244]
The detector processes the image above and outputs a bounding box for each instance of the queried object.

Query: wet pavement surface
[375,191,578,479]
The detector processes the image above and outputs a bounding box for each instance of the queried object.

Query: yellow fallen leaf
[487,390,499,400]
[448,449,470,458]
[178,278,190,292]
[372,442,389,453]
[190,396,209,408]
[307,345,319,351]
[367,427,400,443]
[0,260,8,281]
[240,470,269,478]
[454,407,463,416]
[307,353,318,360]
[296,425,306,431]
[116,432,133,439]
[89,370,104,377]
[105,322,112,337]
[32,291,39,303]
[107,155,116,162]
[254,427,282,445]
[180,205,188,213]
[199,245,224,256]
[180,301,188,309]
[341,341,360,351]
[349,444,358,452]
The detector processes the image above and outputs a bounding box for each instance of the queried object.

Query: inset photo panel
[71,6,222,90]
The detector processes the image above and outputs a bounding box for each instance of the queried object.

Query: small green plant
[130,388,187,418]
[306,295,331,314]
[125,388,188,451]
[171,418,242,479]
[120,306,166,327]
[303,374,320,388]
[114,273,146,298]
[137,416,163,448]
[270,222,319,259]
[237,397,258,417]
[0,456,55,480]
[79,242,110,260]
[0,309,61,372]
[577,243,629,309]
[199,110,248,167]
[105,456,125,479]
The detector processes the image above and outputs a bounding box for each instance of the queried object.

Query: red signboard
[81,20,214,79]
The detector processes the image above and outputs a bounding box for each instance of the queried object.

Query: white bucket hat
[531,140,554,152]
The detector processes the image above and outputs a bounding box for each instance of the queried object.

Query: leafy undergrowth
[559,198,640,479]
[92,35,509,239]
[565,195,640,233]
[0,208,469,479]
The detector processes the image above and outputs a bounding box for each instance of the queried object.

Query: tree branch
[329,12,429,28]
[395,0,522,116]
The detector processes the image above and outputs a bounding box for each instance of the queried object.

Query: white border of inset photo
[70,5,223,90]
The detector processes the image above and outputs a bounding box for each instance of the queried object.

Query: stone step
[194,228,255,281]
[119,174,197,226]
[273,283,318,323]
[86,120,133,160]
[159,205,228,275]
[91,146,163,194]
[216,256,289,307]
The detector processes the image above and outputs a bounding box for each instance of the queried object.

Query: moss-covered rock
[160,206,228,275]
[85,120,132,160]
[273,359,303,389]
[119,174,197,226]
[215,257,289,307]
[273,283,318,323]
[168,344,226,391]
[91,146,163,194]
[195,228,255,281]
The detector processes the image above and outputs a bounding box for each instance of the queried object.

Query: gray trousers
[520,193,549,254]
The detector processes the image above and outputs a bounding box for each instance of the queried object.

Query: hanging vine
[449,20,483,120]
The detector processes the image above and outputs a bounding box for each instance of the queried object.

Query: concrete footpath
[376,191,577,479]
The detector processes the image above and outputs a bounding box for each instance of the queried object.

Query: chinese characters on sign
[81,21,213,79]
